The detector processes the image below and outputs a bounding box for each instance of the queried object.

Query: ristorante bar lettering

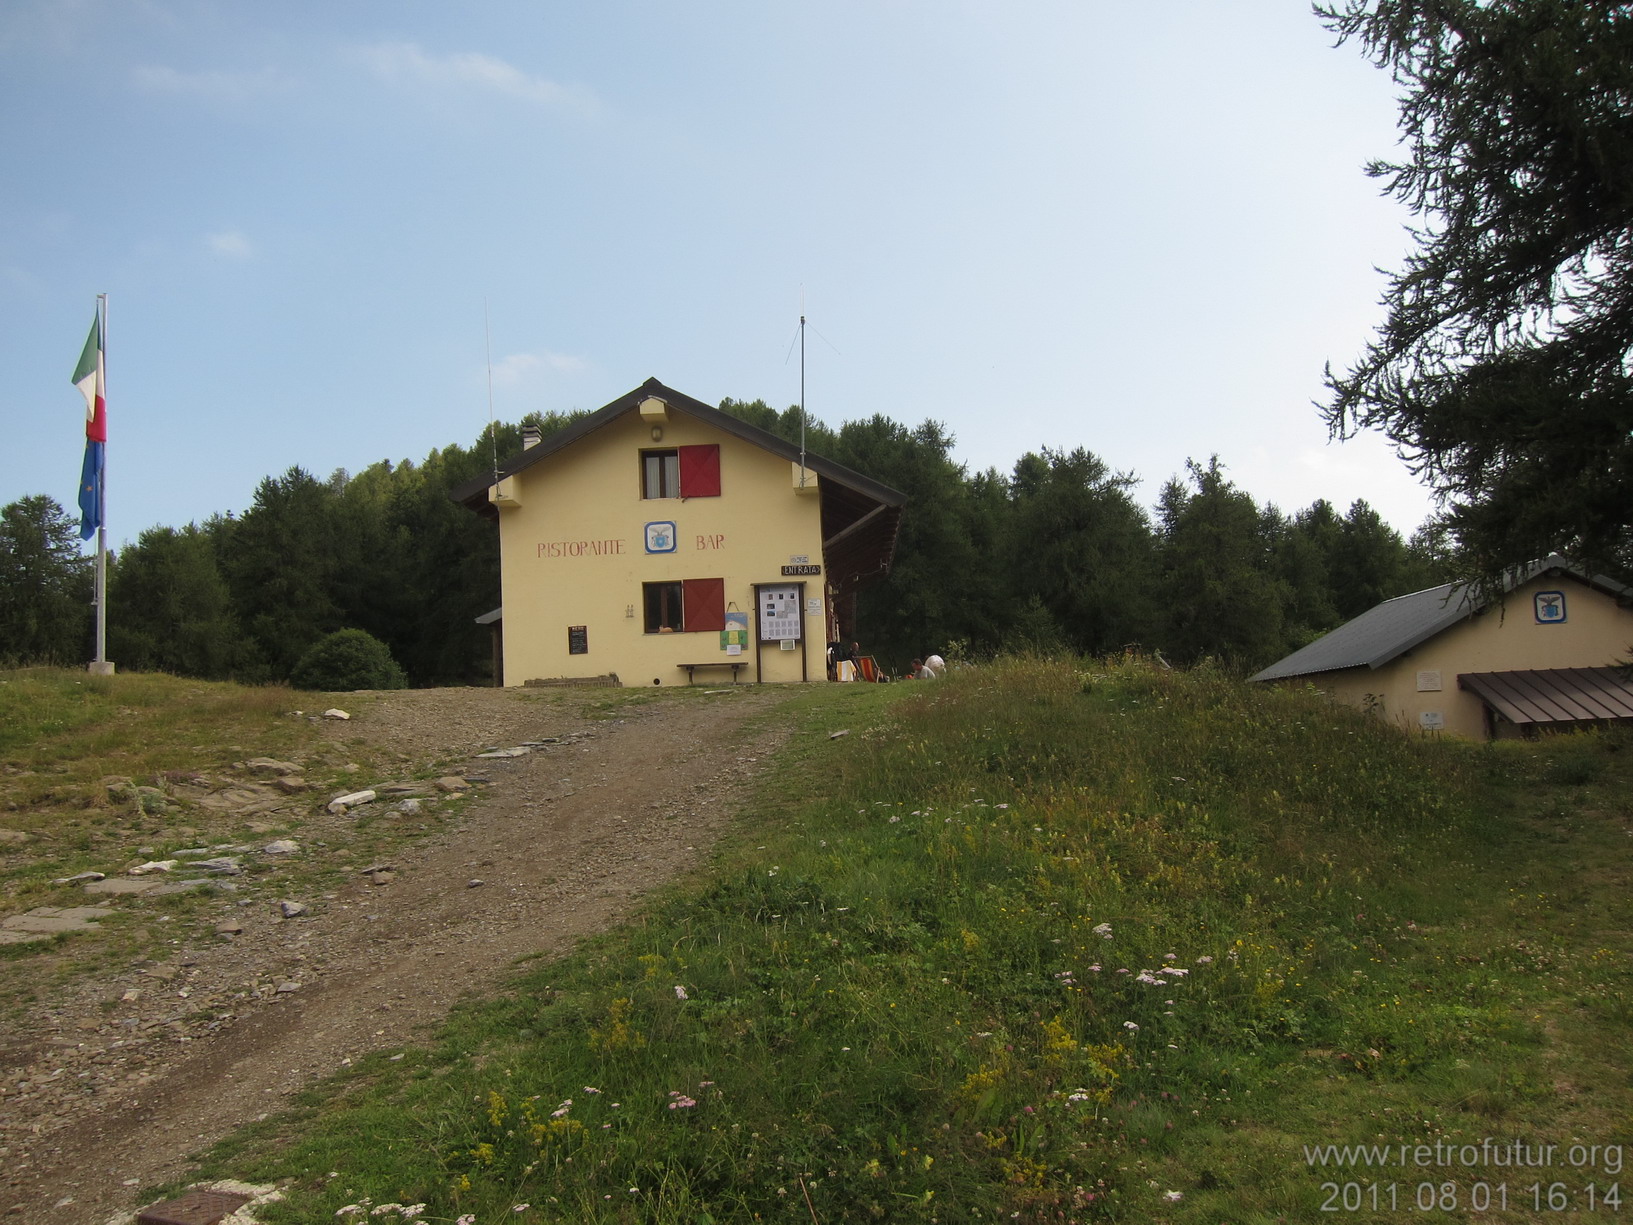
[537,538,627,558]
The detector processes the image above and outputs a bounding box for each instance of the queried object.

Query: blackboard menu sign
[568,625,588,655]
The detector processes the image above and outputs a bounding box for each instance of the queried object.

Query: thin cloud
[204,230,254,260]
[490,353,540,388]
[490,351,586,388]
[132,64,289,103]
[360,41,596,114]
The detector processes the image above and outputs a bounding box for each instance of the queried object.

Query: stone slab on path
[0,904,114,944]
[83,877,164,895]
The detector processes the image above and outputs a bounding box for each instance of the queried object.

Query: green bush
[290,629,408,691]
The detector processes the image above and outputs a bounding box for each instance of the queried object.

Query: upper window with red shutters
[641,445,720,499]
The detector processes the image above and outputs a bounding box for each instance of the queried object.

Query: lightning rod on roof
[799,312,808,487]
[484,299,498,487]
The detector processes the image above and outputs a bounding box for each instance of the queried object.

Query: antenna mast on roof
[484,299,498,486]
[799,312,808,487]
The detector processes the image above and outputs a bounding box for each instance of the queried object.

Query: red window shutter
[678,444,721,497]
[683,578,726,632]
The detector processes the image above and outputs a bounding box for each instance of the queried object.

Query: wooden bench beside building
[677,661,748,685]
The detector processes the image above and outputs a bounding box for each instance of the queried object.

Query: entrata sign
[781,564,821,576]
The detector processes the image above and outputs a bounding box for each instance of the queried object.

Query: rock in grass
[128,860,179,876]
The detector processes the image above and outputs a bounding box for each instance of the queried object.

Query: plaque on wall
[1534,590,1566,623]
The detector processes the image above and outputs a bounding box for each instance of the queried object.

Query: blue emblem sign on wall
[645,521,677,553]
[1534,590,1566,623]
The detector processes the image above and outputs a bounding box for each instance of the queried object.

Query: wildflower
[551,1099,572,1118]
[1136,971,1163,986]
[1163,953,1177,961]
[1087,964,1101,972]
[888,815,901,823]
[996,803,1009,809]
[668,1094,698,1109]
[336,1209,366,1219]
[456,1217,476,1225]
[1196,955,1214,965]
[1162,1190,1184,1202]
[400,1209,426,1221]
[1160,967,1188,977]
[698,1080,715,1087]
[1093,923,1113,939]
[583,1086,601,1094]
[1124,1021,1139,1030]
[674,984,689,1000]
[513,1207,531,1214]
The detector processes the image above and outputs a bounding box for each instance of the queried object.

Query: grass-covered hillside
[170,657,1633,1224]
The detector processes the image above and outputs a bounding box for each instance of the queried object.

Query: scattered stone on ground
[1,684,790,1225]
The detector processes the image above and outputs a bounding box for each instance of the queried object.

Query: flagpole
[90,293,111,675]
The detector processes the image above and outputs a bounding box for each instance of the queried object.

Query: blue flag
[78,439,103,540]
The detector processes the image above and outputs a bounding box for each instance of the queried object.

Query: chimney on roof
[522,425,542,449]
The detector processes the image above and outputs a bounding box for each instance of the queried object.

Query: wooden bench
[677,661,748,685]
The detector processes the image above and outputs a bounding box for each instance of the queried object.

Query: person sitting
[831,640,859,682]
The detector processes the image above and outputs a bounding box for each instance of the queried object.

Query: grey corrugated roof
[1249,581,1475,681]
[1249,555,1633,683]
[1459,668,1633,725]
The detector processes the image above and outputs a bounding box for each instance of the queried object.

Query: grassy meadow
[135,655,1629,1224]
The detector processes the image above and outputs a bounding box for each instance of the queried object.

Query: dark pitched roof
[1250,555,1633,683]
[452,378,907,588]
[1459,667,1633,726]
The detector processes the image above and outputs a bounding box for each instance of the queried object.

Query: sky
[1,1,1440,551]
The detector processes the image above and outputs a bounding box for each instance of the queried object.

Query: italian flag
[73,310,106,540]
[73,314,106,443]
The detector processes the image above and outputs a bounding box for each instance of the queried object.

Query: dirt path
[1,685,791,1224]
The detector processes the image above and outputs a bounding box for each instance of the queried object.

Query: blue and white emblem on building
[1534,590,1566,623]
[645,521,677,553]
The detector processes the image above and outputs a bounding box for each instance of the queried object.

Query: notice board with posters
[757,583,803,642]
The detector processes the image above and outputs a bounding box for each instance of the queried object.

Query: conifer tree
[1320,0,1633,578]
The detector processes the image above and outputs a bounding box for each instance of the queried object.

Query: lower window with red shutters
[642,578,725,633]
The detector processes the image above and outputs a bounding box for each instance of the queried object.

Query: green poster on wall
[721,610,748,651]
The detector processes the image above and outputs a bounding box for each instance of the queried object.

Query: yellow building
[458,379,906,687]
[1251,556,1633,739]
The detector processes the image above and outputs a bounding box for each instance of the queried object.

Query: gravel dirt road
[0,683,793,1224]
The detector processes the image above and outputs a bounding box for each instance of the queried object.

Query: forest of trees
[0,400,1448,685]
